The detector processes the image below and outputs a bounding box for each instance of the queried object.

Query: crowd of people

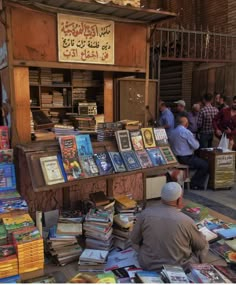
[158,93,236,190]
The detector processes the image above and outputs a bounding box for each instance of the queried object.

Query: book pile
[0,254,18,279]
[119,120,141,131]
[12,227,44,274]
[40,68,52,85]
[181,201,208,222]
[52,124,80,137]
[52,91,63,107]
[73,116,96,132]
[97,122,123,142]
[83,208,114,251]
[52,72,64,84]
[161,265,189,283]
[41,92,53,108]
[78,248,109,272]
[0,197,28,218]
[72,87,87,102]
[29,69,39,85]
[49,111,60,124]
[113,195,137,250]
[72,70,93,86]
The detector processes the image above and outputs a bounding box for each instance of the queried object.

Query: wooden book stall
[15,140,178,218]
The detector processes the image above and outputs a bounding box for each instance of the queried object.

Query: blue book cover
[0,198,28,214]
[57,154,69,182]
[79,155,99,177]
[0,275,20,283]
[0,163,16,191]
[217,228,236,239]
[94,152,114,175]
[146,147,166,166]
[120,150,141,171]
[108,152,126,172]
[76,134,93,156]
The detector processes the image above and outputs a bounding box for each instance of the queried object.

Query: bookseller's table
[199,150,235,190]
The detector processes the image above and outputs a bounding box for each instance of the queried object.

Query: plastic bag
[218,133,229,151]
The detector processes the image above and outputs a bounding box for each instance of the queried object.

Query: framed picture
[159,146,177,164]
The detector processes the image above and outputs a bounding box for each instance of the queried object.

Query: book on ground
[162,265,189,283]
[190,263,226,283]
[136,271,164,283]
[79,249,109,263]
[89,191,110,207]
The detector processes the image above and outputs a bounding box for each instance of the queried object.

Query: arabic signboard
[58,14,114,65]
[216,154,234,168]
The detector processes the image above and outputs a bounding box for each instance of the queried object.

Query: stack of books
[29,69,39,85]
[72,70,93,86]
[113,195,137,250]
[97,122,123,142]
[52,72,64,84]
[52,91,63,107]
[0,225,7,245]
[52,124,80,137]
[72,87,87,102]
[73,116,96,132]
[40,68,52,85]
[83,208,113,251]
[78,248,109,272]
[0,255,18,279]
[40,92,53,108]
[12,227,44,274]
[49,111,60,124]
[0,197,28,218]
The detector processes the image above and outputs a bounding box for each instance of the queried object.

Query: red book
[0,126,9,149]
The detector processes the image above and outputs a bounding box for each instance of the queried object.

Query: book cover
[181,202,208,222]
[214,265,236,282]
[141,128,156,148]
[40,155,65,185]
[75,134,93,156]
[89,191,110,206]
[0,244,15,258]
[0,126,9,149]
[115,130,132,152]
[94,152,114,175]
[190,264,225,283]
[135,150,153,168]
[0,198,28,214]
[96,272,117,283]
[0,163,16,191]
[115,195,137,209]
[162,265,189,283]
[2,214,34,232]
[79,249,109,263]
[108,152,126,172]
[58,136,83,181]
[225,239,236,251]
[153,128,168,146]
[79,155,99,177]
[209,241,232,259]
[159,146,177,164]
[120,150,141,171]
[136,271,163,283]
[0,149,13,163]
[217,228,236,239]
[196,223,218,242]
[146,147,166,166]
[12,227,41,244]
[130,130,144,151]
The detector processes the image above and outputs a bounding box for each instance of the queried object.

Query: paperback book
[120,150,141,171]
[75,134,93,156]
[0,149,13,163]
[153,128,168,146]
[130,130,144,151]
[0,126,9,149]
[79,155,99,177]
[115,130,132,152]
[190,264,226,283]
[58,135,83,181]
[214,265,236,282]
[94,152,114,175]
[0,163,16,191]
[141,128,156,148]
[2,214,34,232]
[0,198,28,215]
[108,152,126,172]
[161,265,189,283]
[146,147,166,166]
[135,150,153,168]
[159,146,177,164]
[135,271,164,283]
[0,244,15,258]
[40,155,65,185]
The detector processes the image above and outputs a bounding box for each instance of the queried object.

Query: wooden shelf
[30,106,41,108]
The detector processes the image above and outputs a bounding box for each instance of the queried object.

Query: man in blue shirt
[169,116,209,190]
[159,101,175,137]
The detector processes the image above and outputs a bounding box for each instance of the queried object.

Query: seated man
[169,116,209,190]
[130,182,208,270]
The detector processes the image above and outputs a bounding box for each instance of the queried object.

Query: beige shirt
[130,203,208,270]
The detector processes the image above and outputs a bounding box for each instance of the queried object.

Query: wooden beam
[0,0,2,11]
[104,71,113,122]
[12,67,31,146]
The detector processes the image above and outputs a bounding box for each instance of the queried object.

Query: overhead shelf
[8,0,176,24]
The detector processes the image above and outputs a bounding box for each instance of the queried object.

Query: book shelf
[29,68,104,124]
[15,140,178,217]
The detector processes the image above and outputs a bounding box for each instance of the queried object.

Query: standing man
[197,93,218,148]
[188,103,200,138]
[174,100,188,124]
[158,101,175,137]
[131,182,208,270]
[169,116,209,190]
[213,96,236,151]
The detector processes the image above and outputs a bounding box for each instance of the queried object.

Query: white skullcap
[161,182,182,202]
[174,100,186,107]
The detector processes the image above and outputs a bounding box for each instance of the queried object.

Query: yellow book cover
[2,214,34,232]
[141,128,156,148]
[115,195,137,209]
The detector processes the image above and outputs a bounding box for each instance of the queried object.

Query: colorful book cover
[0,164,16,191]
[0,190,20,201]
[190,264,225,283]
[136,271,163,283]
[0,149,13,164]
[58,136,83,181]
[108,152,126,172]
[40,155,65,185]
[2,214,34,232]
[214,265,236,283]
[120,151,141,171]
[94,152,114,175]
[75,134,93,156]
[130,130,144,151]
[0,198,28,214]
[153,128,168,146]
[79,155,99,177]
[141,128,156,148]
[0,245,15,258]
[12,227,41,244]
[159,146,177,164]
[135,150,153,168]
[57,154,68,182]
[146,147,166,166]
[0,126,9,150]
[115,130,132,152]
